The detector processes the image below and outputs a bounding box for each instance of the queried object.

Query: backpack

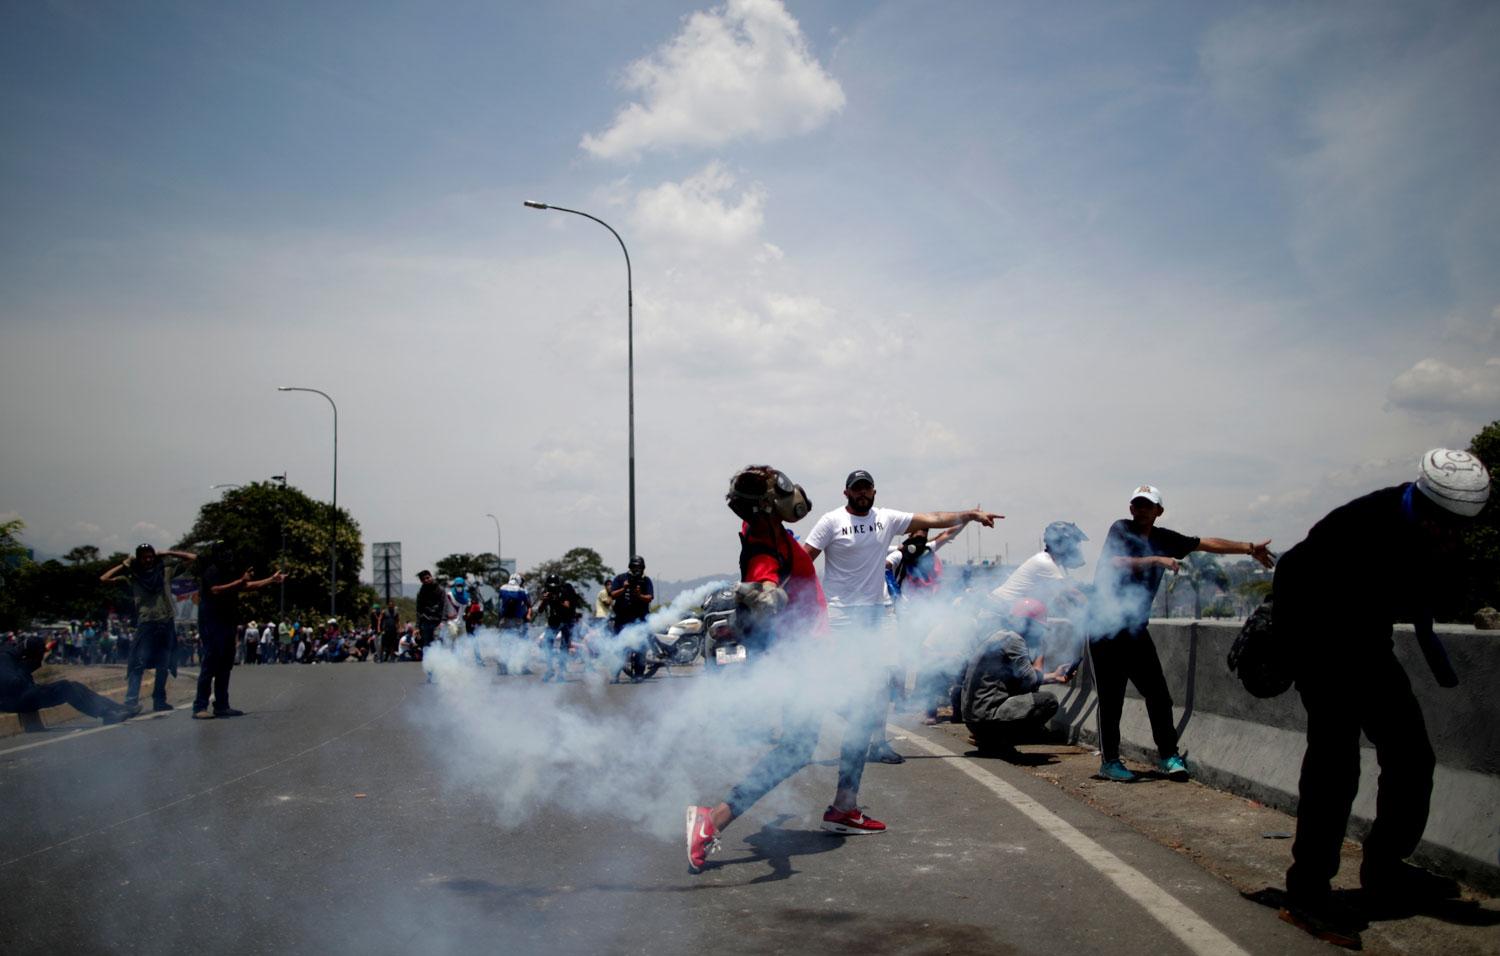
[1226,595,1293,698]
[499,589,528,620]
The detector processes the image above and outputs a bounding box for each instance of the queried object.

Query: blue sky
[2,0,1497,580]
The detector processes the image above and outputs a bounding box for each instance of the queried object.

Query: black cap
[845,470,875,490]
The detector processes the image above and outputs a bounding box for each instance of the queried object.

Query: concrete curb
[1046,619,1500,893]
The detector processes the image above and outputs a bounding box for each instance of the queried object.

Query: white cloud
[631,162,766,248]
[1387,357,1500,416]
[580,0,845,160]
[129,522,176,547]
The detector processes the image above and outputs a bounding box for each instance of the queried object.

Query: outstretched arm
[1197,537,1275,569]
[909,509,1002,533]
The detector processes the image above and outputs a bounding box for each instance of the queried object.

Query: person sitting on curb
[1,635,131,729]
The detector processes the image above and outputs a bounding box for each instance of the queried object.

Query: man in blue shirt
[1089,485,1273,782]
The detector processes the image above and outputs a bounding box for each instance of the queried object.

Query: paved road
[0,661,1331,956]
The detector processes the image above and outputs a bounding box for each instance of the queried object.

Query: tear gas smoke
[410,549,1211,840]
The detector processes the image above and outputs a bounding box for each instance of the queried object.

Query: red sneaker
[685,806,720,873]
[820,805,886,835]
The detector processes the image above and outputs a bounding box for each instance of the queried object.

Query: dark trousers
[244,642,258,665]
[2,680,122,720]
[613,617,647,678]
[1089,628,1179,763]
[125,620,173,707]
[194,629,236,713]
[967,691,1060,752]
[1286,644,1434,899]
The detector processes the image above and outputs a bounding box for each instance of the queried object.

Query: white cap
[1415,448,1491,517]
[1129,485,1163,507]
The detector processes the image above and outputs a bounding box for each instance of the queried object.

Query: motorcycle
[618,615,704,682]
[699,586,748,670]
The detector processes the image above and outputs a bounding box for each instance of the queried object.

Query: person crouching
[960,598,1072,757]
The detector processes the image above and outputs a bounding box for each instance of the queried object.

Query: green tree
[524,547,614,592]
[175,480,364,624]
[22,557,130,624]
[435,552,502,586]
[64,544,100,565]
[1463,419,1500,614]
[1180,552,1229,619]
[0,518,33,629]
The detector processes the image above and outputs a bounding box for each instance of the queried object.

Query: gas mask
[902,534,929,558]
[727,466,812,523]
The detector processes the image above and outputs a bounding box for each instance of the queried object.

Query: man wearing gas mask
[687,465,840,873]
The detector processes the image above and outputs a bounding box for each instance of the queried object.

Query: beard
[847,494,874,515]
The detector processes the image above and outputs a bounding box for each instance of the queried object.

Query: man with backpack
[1273,449,1490,948]
[495,574,532,675]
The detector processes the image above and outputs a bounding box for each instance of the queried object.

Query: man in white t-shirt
[802,469,1001,770]
[988,521,1090,674]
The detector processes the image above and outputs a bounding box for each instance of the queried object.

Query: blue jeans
[126,619,173,707]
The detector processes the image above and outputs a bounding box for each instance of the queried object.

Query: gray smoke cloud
[409,545,1204,843]
[411,582,986,839]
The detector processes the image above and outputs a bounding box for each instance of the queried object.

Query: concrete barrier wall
[1046,618,1500,893]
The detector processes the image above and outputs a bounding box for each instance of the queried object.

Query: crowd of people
[3,445,1490,951]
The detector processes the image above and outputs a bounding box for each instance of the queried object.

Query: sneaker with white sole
[820,805,886,835]
[685,806,720,873]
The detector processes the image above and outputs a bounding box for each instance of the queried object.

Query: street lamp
[485,513,503,583]
[278,386,337,618]
[524,199,637,558]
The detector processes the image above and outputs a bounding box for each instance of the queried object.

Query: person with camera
[535,573,583,682]
[609,556,655,682]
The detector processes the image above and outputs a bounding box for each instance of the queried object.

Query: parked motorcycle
[700,586,748,670]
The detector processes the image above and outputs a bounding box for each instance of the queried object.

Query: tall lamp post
[485,513,503,583]
[523,200,636,558]
[278,386,338,619]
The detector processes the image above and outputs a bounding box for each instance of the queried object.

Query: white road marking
[896,730,1252,956]
[0,708,176,756]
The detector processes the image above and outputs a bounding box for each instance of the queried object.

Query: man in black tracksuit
[192,545,284,720]
[1088,485,1274,782]
[1274,449,1490,946]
